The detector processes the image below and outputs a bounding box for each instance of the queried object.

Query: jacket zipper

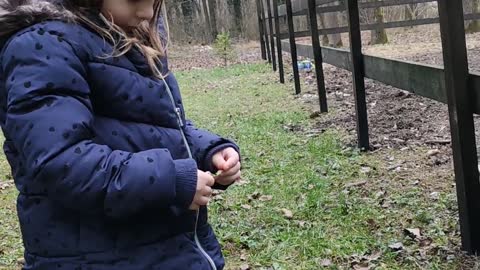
[159,76,217,270]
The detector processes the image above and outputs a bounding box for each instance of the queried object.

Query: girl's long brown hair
[65,0,168,78]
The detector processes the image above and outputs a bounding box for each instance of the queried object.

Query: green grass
[0,143,21,269]
[0,63,477,269]
[177,64,475,269]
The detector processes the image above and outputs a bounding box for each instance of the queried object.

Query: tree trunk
[370,7,388,44]
[208,0,218,39]
[181,0,194,38]
[228,0,243,37]
[317,12,329,46]
[324,6,342,47]
[405,3,418,30]
[201,0,213,42]
[466,0,480,33]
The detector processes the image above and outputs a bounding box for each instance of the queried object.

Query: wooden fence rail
[257,0,480,254]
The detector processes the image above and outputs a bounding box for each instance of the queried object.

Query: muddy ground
[169,26,480,268]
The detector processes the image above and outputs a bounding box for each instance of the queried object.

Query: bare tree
[208,0,219,38]
[180,0,195,39]
[162,0,274,43]
[228,0,244,37]
[201,0,213,42]
[317,12,330,46]
[370,3,388,44]
[321,1,343,47]
[404,4,418,21]
[466,0,480,33]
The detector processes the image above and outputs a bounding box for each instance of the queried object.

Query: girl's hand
[211,147,241,186]
[189,170,215,210]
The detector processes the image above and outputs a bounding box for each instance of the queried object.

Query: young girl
[0,0,241,269]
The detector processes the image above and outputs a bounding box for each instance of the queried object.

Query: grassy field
[0,63,478,269]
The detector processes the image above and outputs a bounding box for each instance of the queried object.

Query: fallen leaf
[213,195,224,201]
[360,166,372,174]
[387,164,402,171]
[367,251,382,261]
[419,237,433,247]
[380,199,392,208]
[248,191,261,201]
[345,180,367,188]
[375,190,386,199]
[0,180,13,190]
[350,258,372,270]
[297,220,306,227]
[281,208,293,219]
[259,195,273,202]
[16,258,25,265]
[366,219,379,230]
[241,204,252,210]
[404,228,422,240]
[430,192,440,200]
[353,265,372,270]
[310,111,322,119]
[240,252,248,261]
[236,179,250,186]
[389,242,404,251]
[427,149,441,157]
[319,259,332,267]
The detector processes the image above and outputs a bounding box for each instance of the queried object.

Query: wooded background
[166,0,480,45]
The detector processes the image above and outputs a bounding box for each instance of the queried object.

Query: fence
[256,0,480,254]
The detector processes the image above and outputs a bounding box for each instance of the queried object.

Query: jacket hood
[0,0,75,45]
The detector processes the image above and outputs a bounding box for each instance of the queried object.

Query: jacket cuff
[174,159,198,208]
[204,143,240,173]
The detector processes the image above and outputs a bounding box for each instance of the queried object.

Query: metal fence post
[256,0,267,60]
[346,0,369,150]
[266,0,277,71]
[438,0,480,254]
[286,0,301,94]
[273,0,285,83]
[308,0,328,113]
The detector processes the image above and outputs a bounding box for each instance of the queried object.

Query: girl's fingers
[211,152,225,170]
[216,162,241,177]
[223,149,239,170]
[202,186,213,196]
[216,171,241,185]
[196,196,210,206]
[230,171,241,181]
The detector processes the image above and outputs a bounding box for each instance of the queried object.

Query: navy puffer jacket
[0,1,238,269]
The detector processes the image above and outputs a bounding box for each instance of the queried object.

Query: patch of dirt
[298,65,456,153]
[168,41,263,71]
[291,25,480,267]
[292,25,480,157]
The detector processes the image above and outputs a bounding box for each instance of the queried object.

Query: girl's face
[101,0,156,31]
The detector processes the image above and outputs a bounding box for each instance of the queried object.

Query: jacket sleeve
[1,30,197,218]
[183,120,240,174]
